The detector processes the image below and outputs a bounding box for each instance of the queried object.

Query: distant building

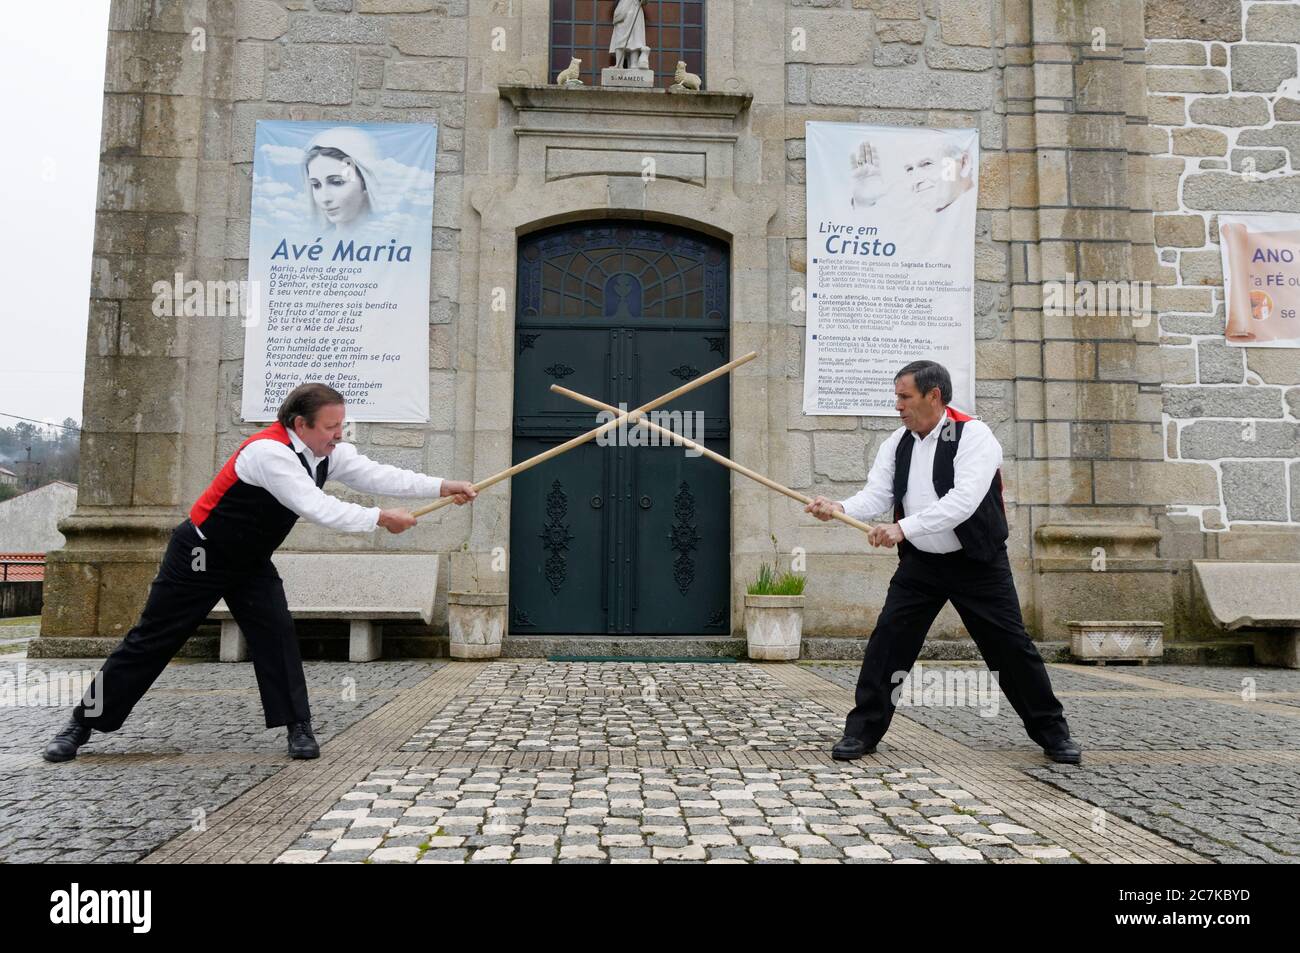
[0,466,18,487]
[0,481,78,553]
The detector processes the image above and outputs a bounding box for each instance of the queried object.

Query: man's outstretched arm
[326,443,478,525]
[805,428,903,526]
[235,441,438,535]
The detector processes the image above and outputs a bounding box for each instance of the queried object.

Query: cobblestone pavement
[807,664,1300,749]
[1026,763,1300,864]
[813,662,1300,863]
[5,655,1296,864]
[247,661,1181,864]
[1110,665,1300,704]
[276,764,1074,864]
[401,662,842,752]
[263,662,1074,863]
[0,658,439,863]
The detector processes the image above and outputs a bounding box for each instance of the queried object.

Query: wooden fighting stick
[410,350,757,520]
[550,383,878,538]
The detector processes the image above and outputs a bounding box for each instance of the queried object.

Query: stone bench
[1192,561,1300,668]
[210,553,439,662]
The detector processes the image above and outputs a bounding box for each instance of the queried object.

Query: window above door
[518,221,728,324]
[549,0,706,89]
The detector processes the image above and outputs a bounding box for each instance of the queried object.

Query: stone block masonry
[1146,0,1300,533]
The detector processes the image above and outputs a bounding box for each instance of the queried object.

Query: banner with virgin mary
[243,121,439,422]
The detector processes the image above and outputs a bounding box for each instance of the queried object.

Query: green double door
[508,222,731,635]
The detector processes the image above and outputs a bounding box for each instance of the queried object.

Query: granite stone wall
[1145,0,1300,552]
[35,0,1297,657]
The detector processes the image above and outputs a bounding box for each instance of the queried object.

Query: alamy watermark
[1041,272,1151,325]
[0,665,102,714]
[151,272,260,326]
[50,883,151,933]
[891,664,1000,718]
[595,404,706,456]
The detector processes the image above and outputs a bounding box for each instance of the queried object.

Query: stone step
[24,632,1256,665]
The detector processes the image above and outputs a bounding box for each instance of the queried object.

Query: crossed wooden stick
[412,349,873,536]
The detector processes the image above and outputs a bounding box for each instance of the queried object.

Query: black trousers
[843,544,1070,748]
[73,520,311,732]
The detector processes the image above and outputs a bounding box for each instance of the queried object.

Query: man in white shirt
[806,361,1081,764]
[45,382,476,763]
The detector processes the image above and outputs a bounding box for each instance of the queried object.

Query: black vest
[891,419,1008,562]
[190,423,329,560]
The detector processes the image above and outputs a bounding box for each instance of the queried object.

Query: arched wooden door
[509,220,731,635]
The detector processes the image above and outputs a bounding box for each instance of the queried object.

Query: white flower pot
[744,594,804,661]
[447,591,507,659]
[1067,620,1164,663]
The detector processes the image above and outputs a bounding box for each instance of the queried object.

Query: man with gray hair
[806,361,1081,764]
[849,137,975,215]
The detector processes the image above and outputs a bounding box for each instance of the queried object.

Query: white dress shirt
[838,411,1002,554]
[195,428,442,537]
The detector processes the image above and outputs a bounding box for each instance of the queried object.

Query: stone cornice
[497,84,753,121]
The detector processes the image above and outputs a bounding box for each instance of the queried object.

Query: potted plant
[744,538,807,660]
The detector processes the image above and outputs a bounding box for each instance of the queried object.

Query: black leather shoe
[287,721,320,759]
[43,719,91,763]
[831,735,877,761]
[1044,737,1083,764]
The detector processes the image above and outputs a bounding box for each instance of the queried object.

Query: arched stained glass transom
[517,221,728,324]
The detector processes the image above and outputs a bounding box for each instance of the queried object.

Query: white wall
[0,483,78,552]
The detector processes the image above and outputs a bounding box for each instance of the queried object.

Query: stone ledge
[1033,557,1183,573]
[1149,640,1254,666]
[23,632,1255,665]
[51,512,179,551]
[27,634,218,659]
[801,636,1044,661]
[1034,523,1163,558]
[501,635,746,659]
[498,83,752,119]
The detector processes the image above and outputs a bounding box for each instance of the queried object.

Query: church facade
[34,0,1300,657]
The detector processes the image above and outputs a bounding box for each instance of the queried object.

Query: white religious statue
[555,57,583,86]
[670,60,701,92]
[610,0,650,70]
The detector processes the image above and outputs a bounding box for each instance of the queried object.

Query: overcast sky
[0,2,110,430]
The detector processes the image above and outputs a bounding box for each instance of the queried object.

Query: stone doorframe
[451,84,781,635]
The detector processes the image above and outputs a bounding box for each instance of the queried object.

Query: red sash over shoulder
[189,422,292,529]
